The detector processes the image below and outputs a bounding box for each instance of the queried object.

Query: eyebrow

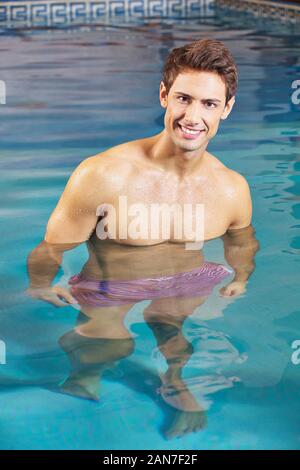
[174,92,222,103]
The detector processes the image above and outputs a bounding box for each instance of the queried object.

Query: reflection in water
[0,226,258,437]
[30,226,257,439]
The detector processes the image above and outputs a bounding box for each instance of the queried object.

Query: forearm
[27,240,80,288]
[229,258,255,283]
[222,225,260,283]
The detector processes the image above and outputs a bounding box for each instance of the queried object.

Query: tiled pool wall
[0,0,300,28]
[0,0,299,28]
[0,0,214,28]
[215,0,300,23]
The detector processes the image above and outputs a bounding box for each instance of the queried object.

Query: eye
[177,96,188,103]
[205,101,217,109]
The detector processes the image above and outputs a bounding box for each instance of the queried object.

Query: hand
[26,285,79,307]
[219,281,247,298]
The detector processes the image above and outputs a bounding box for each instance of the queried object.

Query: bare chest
[97,174,231,244]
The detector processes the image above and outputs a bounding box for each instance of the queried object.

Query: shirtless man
[27,38,256,300]
[26,39,259,437]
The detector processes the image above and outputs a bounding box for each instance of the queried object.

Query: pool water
[0,6,300,450]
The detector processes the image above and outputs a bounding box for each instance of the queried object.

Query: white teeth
[180,125,201,135]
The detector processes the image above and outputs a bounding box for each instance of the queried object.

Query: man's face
[159,69,235,154]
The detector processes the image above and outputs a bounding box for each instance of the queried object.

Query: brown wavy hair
[162,39,238,104]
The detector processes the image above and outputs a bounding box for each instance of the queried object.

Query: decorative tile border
[215,0,300,23]
[2,0,299,28]
[0,0,214,28]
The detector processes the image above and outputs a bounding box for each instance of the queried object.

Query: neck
[149,129,208,178]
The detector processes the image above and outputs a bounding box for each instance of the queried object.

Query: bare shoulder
[86,139,146,175]
[207,153,252,229]
[224,167,251,196]
[225,169,252,229]
[207,153,250,195]
[69,141,146,201]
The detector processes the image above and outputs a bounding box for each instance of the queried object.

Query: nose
[184,101,202,127]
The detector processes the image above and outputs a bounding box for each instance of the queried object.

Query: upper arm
[45,157,100,243]
[228,173,252,230]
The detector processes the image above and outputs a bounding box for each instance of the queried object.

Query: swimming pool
[0,2,300,450]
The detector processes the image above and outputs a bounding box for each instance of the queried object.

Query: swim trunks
[68,262,233,307]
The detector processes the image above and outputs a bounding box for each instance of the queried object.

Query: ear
[159,81,168,108]
[221,96,235,120]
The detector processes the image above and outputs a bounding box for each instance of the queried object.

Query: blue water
[0,6,300,450]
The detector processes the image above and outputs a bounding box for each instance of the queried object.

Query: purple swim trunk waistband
[68,262,233,307]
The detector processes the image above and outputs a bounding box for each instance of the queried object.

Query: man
[27,38,257,304]
[26,38,259,437]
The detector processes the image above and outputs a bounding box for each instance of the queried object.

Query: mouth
[176,123,206,140]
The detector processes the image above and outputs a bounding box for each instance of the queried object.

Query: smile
[177,124,205,140]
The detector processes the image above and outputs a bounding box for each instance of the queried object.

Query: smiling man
[26,40,259,433]
[45,39,250,244]
[27,38,258,305]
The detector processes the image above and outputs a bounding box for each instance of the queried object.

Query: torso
[90,135,236,246]
[77,136,237,280]
[82,237,206,280]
